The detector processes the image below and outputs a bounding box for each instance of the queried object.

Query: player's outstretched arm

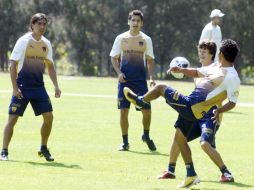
[167,67,198,78]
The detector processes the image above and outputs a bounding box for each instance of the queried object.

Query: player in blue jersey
[110,10,156,151]
[0,13,61,161]
[124,39,240,188]
[158,41,234,184]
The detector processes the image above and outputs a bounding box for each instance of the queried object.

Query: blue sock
[122,135,128,145]
[168,163,176,173]
[136,96,149,107]
[143,130,150,140]
[40,145,47,150]
[186,163,197,176]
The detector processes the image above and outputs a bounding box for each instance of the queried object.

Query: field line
[0,90,253,107]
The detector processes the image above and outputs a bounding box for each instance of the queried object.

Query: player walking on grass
[158,41,234,185]
[124,39,240,188]
[0,13,61,162]
[110,10,156,151]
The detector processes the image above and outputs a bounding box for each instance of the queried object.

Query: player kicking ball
[124,39,240,188]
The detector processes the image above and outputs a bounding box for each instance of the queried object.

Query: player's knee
[154,84,167,94]
[200,141,212,152]
[43,112,54,123]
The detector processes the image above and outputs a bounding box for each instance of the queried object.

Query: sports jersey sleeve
[226,76,240,103]
[110,35,122,57]
[46,41,54,64]
[196,66,208,77]
[145,37,155,59]
[10,38,27,61]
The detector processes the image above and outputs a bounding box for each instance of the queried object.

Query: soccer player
[200,9,225,61]
[158,41,234,184]
[0,13,61,161]
[124,39,240,188]
[110,10,156,151]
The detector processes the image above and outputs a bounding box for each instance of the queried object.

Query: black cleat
[142,135,157,151]
[0,149,8,161]
[38,147,54,162]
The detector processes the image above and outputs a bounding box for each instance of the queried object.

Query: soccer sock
[40,145,47,150]
[143,130,150,140]
[220,165,231,174]
[122,135,128,145]
[168,163,176,173]
[186,163,197,177]
[1,148,8,153]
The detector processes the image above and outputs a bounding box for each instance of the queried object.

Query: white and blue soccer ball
[169,56,190,79]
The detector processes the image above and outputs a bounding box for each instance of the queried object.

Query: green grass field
[0,73,254,190]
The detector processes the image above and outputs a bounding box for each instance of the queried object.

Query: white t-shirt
[199,22,222,61]
[190,63,240,119]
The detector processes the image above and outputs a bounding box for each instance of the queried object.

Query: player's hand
[149,79,156,87]
[118,73,126,83]
[13,88,23,99]
[55,87,61,98]
[211,109,220,124]
[166,66,181,75]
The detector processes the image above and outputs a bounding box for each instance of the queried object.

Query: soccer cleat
[118,143,129,151]
[142,135,157,151]
[38,147,54,162]
[123,87,140,108]
[178,176,200,188]
[157,171,176,179]
[220,172,234,182]
[0,149,8,161]
[123,87,149,109]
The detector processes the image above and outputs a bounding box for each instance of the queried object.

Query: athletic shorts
[174,107,218,148]
[117,80,151,110]
[164,87,196,121]
[8,87,53,116]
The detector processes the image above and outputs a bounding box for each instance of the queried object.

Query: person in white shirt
[199,9,225,61]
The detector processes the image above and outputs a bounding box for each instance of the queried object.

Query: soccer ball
[169,56,190,79]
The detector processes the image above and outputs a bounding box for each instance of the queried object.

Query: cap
[210,9,225,18]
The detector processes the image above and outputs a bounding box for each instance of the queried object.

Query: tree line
[0,0,253,83]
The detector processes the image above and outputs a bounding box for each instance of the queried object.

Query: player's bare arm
[212,101,236,123]
[167,67,199,78]
[146,56,155,87]
[46,60,61,98]
[9,60,23,99]
[111,56,126,83]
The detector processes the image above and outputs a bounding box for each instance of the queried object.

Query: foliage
[0,0,253,82]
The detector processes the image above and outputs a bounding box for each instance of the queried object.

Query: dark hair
[128,10,143,21]
[220,39,240,62]
[30,13,47,30]
[198,40,217,61]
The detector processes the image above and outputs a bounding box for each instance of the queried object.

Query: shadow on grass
[127,150,168,157]
[200,180,254,189]
[7,160,82,169]
[27,161,82,169]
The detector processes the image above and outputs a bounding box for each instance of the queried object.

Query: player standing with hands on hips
[110,10,156,151]
[0,13,61,161]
